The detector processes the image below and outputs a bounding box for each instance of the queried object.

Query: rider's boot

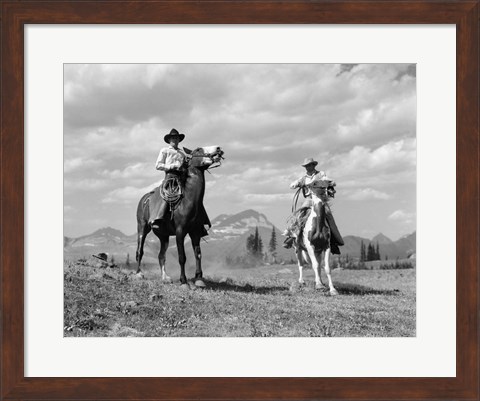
[282,228,295,249]
[149,202,168,229]
[283,236,295,249]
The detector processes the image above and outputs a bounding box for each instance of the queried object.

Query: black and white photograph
[63,63,416,337]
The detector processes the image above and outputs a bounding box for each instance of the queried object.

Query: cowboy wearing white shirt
[155,129,188,172]
[149,128,189,228]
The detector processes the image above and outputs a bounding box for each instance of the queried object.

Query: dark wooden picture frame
[1,1,478,400]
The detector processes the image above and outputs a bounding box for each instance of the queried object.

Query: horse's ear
[183,147,192,155]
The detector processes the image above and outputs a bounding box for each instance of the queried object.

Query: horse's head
[307,179,333,204]
[186,146,225,170]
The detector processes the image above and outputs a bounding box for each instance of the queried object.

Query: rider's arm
[290,177,304,189]
[289,179,300,189]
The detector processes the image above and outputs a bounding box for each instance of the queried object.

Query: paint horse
[135,146,224,289]
[293,179,339,295]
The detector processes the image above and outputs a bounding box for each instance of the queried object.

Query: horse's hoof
[315,283,327,290]
[180,283,190,290]
[162,276,173,284]
[298,280,306,286]
[195,279,206,288]
[135,272,145,279]
[330,288,339,296]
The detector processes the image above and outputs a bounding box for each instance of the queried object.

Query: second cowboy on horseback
[284,157,345,254]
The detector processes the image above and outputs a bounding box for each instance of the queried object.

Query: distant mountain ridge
[64,210,416,265]
[341,232,416,260]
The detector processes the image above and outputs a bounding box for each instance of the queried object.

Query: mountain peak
[90,227,127,238]
[371,233,393,244]
[211,213,232,226]
[211,209,275,236]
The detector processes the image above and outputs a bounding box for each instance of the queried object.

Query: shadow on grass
[204,279,289,295]
[202,279,400,296]
[335,282,401,296]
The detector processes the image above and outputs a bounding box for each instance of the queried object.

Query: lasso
[160,176,183,217]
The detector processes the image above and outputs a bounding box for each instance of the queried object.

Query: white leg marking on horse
[159,241,172,283]
[303,213,323,289]
[317,252,325,286]
[295,246,305,284]
[323,248,338,295]
[161,264,172,282]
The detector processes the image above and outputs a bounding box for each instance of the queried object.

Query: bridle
[308,183,331,203]
[186,148,225,170]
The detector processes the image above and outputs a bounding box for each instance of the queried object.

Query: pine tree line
[226,226,279,267]
[360,240,381,262]
[246,226,278,259]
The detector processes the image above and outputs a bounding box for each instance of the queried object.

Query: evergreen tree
[268,227,277,255]
[126,253,130,267]
[360,240,365,262]
[246,227,264,261]
[246,234,256,254]
[258,236,263,255]
[367,243,374,261]
[375,242,380,260]
[253,227,260,254]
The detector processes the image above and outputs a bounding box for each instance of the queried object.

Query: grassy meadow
[64,260,415,337]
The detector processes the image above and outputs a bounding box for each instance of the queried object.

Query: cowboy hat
[164,128,185,144]
[301,157,318,167]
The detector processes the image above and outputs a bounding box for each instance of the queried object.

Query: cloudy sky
[64,64,416,240]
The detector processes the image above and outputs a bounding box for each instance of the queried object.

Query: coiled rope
[160,177,183,217]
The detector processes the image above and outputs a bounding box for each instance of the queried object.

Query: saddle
[143,172,184,219]
[287,206,343,255]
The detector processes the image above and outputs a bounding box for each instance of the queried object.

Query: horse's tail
[137,192,152,224]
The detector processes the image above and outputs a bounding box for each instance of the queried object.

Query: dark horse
[135,146,224,288]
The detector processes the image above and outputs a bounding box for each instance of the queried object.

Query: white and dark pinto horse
[293,180,338,295]
[135,146,224,289]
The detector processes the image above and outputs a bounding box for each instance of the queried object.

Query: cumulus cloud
[324,138,416,187]
[345,188,392,201]
[243,193,292,204]
[64,157,103,173]
[388,209,416,224]
[101,180,162,204]
[101,162,156,180]
[64,178,109,191]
